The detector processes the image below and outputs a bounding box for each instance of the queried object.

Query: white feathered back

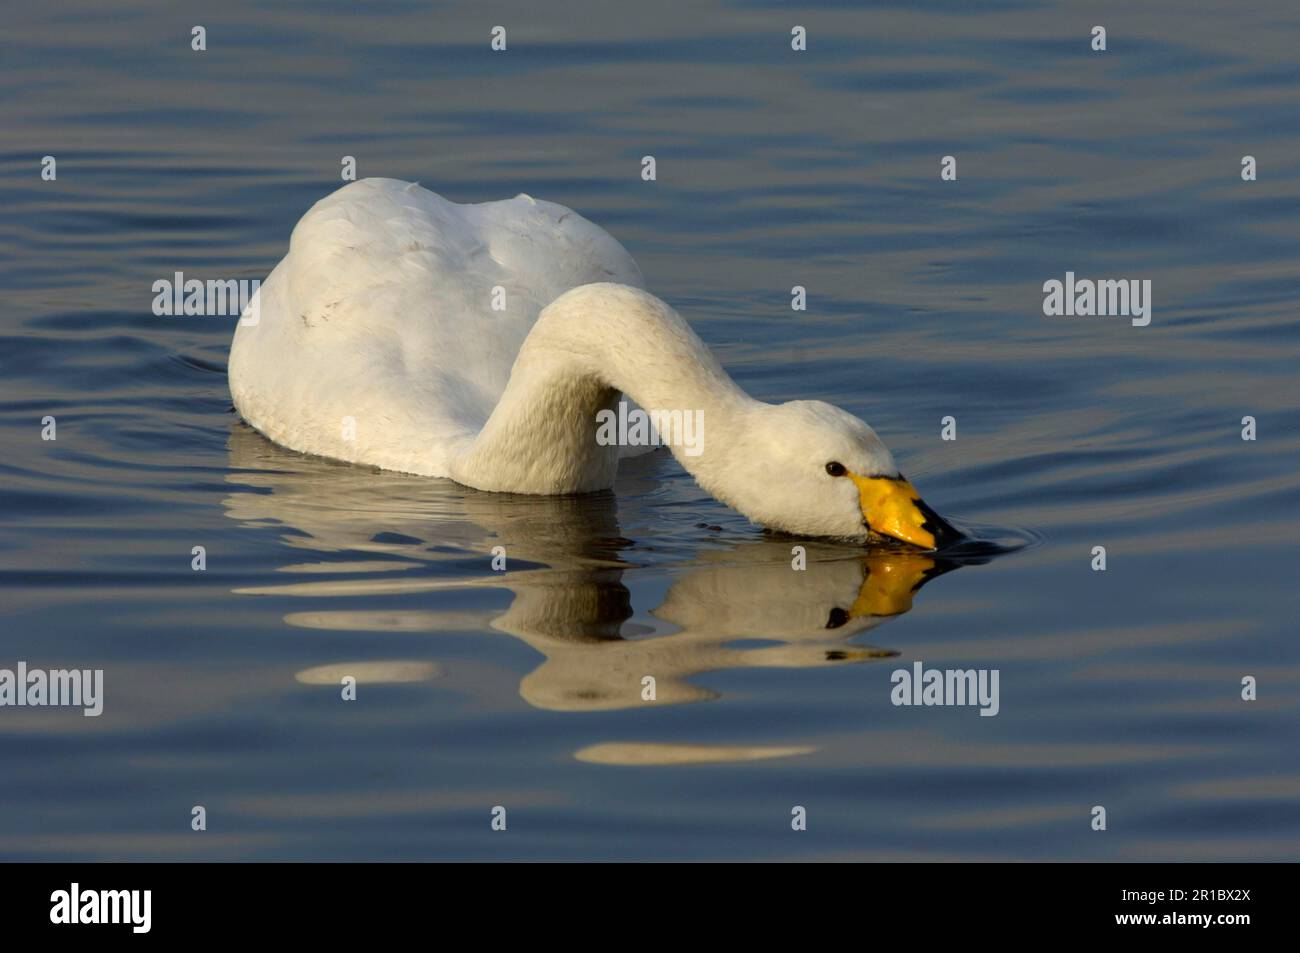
[230,179,643,475]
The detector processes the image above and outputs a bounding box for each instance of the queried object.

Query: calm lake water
[2,0,1298,861]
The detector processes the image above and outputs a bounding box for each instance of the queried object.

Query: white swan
[229,178,958,548]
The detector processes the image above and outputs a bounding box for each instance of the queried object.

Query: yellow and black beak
[848,472,962,551]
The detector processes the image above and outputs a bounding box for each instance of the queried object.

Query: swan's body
[230,179,958,547]
[229,178,643,477]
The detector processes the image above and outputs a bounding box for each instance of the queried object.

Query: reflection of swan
[224,425,961,714]
[229,179,959,547]
[294,661,440,685]
[575,743,816,766]
[505,549,940,712]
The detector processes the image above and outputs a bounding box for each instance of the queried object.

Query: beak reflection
[825,553,947,622]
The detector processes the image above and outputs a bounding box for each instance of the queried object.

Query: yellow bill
[848,472,961,551]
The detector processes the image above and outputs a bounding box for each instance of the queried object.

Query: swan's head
[720,400,961,549]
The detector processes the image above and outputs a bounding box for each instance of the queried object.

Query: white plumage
[230,178,643,476]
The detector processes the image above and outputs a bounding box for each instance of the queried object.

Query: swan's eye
[825,461,847,477]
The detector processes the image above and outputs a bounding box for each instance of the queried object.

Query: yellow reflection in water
[575,742,816,766]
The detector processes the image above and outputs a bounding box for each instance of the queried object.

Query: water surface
[2,0,1298,861]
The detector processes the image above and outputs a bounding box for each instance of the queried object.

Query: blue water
[1,0,1298,860]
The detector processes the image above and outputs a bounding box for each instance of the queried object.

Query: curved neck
[449,284,756,494]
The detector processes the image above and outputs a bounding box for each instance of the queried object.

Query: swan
[229,178,959,548]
